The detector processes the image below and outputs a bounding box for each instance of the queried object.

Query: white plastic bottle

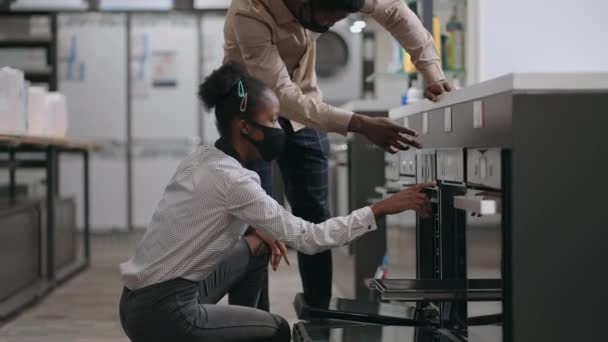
[406,80,424,104]
[28,86,48,136]
[0,67,27,135]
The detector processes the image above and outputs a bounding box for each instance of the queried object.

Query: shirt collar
[270,0,298,25]
[215,137,243,165]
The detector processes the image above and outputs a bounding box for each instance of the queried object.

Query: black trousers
[244,118,332,306]
[119,239,291,342]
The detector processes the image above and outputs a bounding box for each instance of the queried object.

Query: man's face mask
[295,1,330,33]
[242,121,287,162]
[294,0,349,33]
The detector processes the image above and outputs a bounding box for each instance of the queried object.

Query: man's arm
[363,0,452,100]
[233,12,422,152]
[233,13,353,135]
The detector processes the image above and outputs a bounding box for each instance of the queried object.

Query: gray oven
[292,72,608,342]
[453,148,504,342]
[386,148,418,279]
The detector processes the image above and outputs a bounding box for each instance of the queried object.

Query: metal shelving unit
[418,0,469,87]
[0,135,97,320]
[0,11,58,90]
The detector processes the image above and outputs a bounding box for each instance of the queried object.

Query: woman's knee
[269,314,291,342]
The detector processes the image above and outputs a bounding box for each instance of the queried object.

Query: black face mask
[292,0,332,33]
[242,121,287,162]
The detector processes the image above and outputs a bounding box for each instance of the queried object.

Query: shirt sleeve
[232,13,353,135]
[225,172,377,255]
[363,0,446,85]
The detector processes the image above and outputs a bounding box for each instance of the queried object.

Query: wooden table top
[0,134,100,151]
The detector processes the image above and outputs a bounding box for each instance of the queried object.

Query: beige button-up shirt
[224,0,445,135]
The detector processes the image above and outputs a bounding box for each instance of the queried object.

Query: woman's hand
[370,182,435,219]
[252,229,291,271]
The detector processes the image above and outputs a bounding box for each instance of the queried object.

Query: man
[223,0,451,308]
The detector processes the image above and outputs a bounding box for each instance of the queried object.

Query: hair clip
[237,80,248,112]
[238,80,245,98]
[240,93,248,113]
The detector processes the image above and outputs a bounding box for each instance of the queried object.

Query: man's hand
[252,229,291,271]
[349,114,422,154]
[424,80,453,102]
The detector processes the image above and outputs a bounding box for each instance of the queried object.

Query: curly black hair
[199,62,270,137]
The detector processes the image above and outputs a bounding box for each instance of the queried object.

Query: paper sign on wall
[151,50,177,88]
[131,32,149,98]
[59,34,86,82]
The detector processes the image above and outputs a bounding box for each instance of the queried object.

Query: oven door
[454,191,502,280]
[386,176,417,280]
[454,190,503,342]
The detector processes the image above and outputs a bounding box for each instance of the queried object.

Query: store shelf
[0,13,57,90]
[10,0,88,12]
[0,39,53,48]
[0,134,100,151]
[445,68,466,75]
[366,69,466,83]
[365,72,412,83]
[22,66,52,75]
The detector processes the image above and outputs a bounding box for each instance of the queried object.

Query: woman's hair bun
[198,62,248,110]
[198,62,270,137]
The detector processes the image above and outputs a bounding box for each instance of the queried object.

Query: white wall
[478,0,608,81]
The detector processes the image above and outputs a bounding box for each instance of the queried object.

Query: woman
[118,63,433,342]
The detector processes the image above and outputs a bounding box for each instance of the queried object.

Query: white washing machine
[315,19,363,106]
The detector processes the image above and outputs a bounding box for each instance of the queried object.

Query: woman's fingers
[276,241,291,266]
[412,182,436,191]
[409,196,430,218]
[272,243,282,271]
[271,254,277,271]
[268,241,290,271]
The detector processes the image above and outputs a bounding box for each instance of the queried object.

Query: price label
[422,112,429,135]
[473,101,484,128]
[444,107,452,132]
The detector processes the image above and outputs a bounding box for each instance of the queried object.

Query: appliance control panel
[467,148,502,190]
[399,150,417,176]
[437,149,464,183]
[417,149,437,184]
[385,151,400,182]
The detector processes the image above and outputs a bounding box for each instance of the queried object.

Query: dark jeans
[119,239,291,342]
[244,118,332,306]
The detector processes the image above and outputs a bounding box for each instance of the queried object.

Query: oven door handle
[375,186,398,197]
[453,196,501,215]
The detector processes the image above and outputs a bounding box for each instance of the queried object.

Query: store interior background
[1,1,608,341]
[1,0,607,234]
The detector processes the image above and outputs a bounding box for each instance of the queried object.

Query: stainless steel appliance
[333,111,388,300]
[293,293,423,326]
[293,73,608,342]
[293,322,452,342]
[386,137,417,280]
[315,19,362,106]
[57,13,129,231]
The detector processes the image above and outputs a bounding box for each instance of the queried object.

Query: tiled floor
[0,232,320,341]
